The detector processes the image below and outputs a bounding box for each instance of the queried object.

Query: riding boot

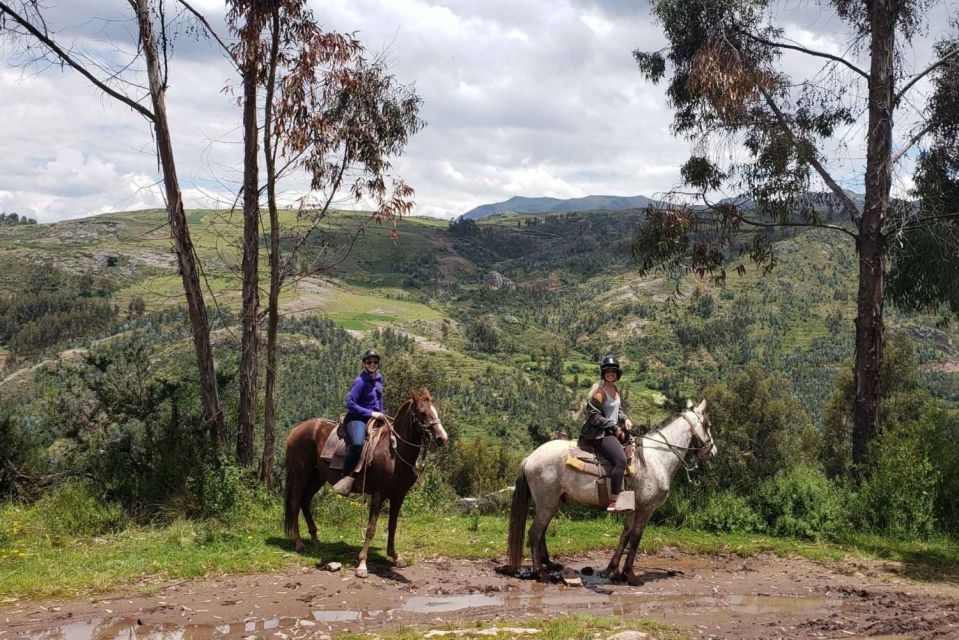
[332,474,354,496]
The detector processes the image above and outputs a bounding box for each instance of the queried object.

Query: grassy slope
[1,495,957,600]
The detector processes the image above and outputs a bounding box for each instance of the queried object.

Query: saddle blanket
[564,444,636,478]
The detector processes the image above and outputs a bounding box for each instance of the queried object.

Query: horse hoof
[607,570,623,583]
[545,561,563,572]
[356,567,368,579]
[627,573,645,587]
[294,544,305,554]
[393,556,407,569]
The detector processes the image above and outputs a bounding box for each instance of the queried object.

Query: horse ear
[420,387,431,401]
[685,399,694,409]
[410,388,418,401]
[696,398,707,412]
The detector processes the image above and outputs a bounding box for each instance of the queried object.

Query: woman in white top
[579,355,634,511]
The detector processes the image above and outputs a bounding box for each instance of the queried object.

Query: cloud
[0,0,953,222]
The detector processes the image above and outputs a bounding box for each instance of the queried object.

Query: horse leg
[386,494,408,568]
[302,474,324,547]
[605,511,636,581]
[623,510,653,583]
[289,477,306,553]
[356,493,385,579]
[527,495,560,581]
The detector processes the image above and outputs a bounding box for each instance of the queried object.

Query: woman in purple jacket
[332,349,386,496]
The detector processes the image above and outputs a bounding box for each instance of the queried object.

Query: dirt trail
[3,549,959,639]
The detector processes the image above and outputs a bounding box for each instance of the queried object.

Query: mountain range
[460,195,660,220]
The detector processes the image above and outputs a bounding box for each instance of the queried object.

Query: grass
[2,494,958,601]
[338,615,688,640]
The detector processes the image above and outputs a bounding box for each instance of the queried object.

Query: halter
[386,404,443,475]
[638,410,713,479]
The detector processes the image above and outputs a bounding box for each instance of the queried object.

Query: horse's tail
[507,459,531,572]
[283,450,298,540]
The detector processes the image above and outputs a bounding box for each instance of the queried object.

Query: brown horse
[284,388,448,577]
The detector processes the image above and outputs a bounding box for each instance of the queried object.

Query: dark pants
[598,434,627,495]
[342,419,366,477]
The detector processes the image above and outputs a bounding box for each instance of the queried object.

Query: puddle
[15,590,837,639]
[403,594,504,613]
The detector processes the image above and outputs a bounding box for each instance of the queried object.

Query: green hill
[2,207,956,434]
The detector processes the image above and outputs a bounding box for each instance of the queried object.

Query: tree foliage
[888,30,959,317]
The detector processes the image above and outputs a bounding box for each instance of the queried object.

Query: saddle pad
[319,420,390,472]
[566,452,607,477]
[319,429,348,470]
[565,445,636,477]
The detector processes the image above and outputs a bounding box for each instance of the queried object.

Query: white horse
[507,399,716,581]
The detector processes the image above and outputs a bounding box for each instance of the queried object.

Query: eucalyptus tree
[0,0,228,448]
[255,0,424,485]
[633,0,959,470]
[224,0,270,468]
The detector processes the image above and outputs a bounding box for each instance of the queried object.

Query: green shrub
[33,481,126,539]
[686,491,764,533]
[188,463,246,521]
[754,465,846,540]
[404,466,457,515]
[854,419,939,539]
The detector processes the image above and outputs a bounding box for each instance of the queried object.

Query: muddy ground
[3,548,959,639]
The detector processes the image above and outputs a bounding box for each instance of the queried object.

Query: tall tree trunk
[236,39,261,468]
[133,0,226,449]
[259,7,281,488]
[852,0,895,470]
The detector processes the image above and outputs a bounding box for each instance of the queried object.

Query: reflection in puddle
[19,589,836,639]
[403,594,504,613]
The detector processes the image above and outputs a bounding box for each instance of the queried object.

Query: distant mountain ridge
[460,191,872,221]
[460,195,659,220]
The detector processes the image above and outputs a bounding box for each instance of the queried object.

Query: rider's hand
[624,418,633,430]
[371,411,385,421]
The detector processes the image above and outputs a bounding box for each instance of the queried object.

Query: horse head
[686,398,717,460]
[409,387,448,446]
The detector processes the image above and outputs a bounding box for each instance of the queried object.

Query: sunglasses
[363,359,380,365]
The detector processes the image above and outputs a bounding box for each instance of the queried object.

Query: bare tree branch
[174,0,238,70]
[891,118,938,166]
[895,45,959,104]
[0,0,154,121]
[740,30,869,80]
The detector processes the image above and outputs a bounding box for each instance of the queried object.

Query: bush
[447,438,516,497]
[187,463,246,521]
[754,465,846,540]
[686,491,764,534]
[404,465,457,515]
[701,363,818,492]
[33,481,126,539]
[854,418,939,539]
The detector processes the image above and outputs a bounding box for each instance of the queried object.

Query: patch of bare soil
[3,549,959,639]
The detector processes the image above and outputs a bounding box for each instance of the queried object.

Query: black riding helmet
[361,348,381,364]
[599,355,622,380]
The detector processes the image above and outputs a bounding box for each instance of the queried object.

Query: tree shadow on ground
[264,536,411,583]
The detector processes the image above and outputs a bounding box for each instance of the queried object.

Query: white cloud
[0,0,953,222]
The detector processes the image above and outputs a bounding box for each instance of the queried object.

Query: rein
[635,411,711,480]
[383,408,441,478]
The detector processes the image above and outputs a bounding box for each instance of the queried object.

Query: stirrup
[332,475,354,496]
[607,491,635,512]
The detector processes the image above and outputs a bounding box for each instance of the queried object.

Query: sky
[0,0,955,222]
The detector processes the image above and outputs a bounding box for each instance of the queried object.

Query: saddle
[319,415,391,473]
[567,437,637,478]
[566,438,637,510]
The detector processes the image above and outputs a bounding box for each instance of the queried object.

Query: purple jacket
[345,370,383,423]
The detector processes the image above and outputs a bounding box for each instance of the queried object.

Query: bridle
[637,409,713,478]
[387,402,443,475]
